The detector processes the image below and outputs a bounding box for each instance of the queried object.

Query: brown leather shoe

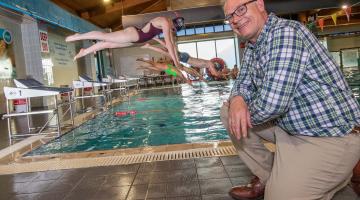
[229,176,265,200]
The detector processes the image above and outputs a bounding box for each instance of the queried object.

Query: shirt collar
[247,13,278,49]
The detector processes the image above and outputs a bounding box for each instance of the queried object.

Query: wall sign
[39,30,49,53]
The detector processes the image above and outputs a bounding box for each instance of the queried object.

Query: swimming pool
[28,68,360,156]
[28,81,232,155]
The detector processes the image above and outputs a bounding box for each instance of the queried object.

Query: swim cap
[172,17,185,31]
[179,52,190,63]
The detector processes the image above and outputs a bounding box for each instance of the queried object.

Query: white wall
[112,45,165,77]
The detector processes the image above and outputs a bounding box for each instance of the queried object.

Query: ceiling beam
[139,0,166,14]
[80,0,154,19]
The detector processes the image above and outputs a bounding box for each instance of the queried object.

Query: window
[197,41,216,60]
[216,39,237,68]
[178,42,197,58]
[176,29,186,36]
[341,49,359,68]
[195,27,205,34]
[177,38,239,67]
[205,26,214,33]
[185,28,195,35]
[214,25,224,32]
[224,24,232,31]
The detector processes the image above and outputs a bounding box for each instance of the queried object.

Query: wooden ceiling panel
[50,0,360,31]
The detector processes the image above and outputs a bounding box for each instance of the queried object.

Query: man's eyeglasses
[224,0,257,24]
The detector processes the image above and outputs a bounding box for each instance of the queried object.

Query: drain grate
[0,146,237,175]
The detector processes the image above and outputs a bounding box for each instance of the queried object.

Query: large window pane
[214,25,224,32]
[186,28,195,35]
[342,49,359,68]
[330,51,341,66]
[178,42,197,58]
[197,41,216,60]
[216,38,237,68]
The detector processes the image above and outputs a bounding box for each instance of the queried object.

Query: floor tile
[197,167,228,180]
[103,173,136,187]
[224,164,252,178]
[126,184,148,200]
[202,194,234,200]
[94,186,130,200]
[199,178,232,195]
[33,170,64,181]
[166,181,200,197]
[195,157,223,168]
[36,191,67,200]
[146,183,166,199]
[220,156,244,166]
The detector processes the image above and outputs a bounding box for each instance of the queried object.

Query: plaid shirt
[230,13,360,137]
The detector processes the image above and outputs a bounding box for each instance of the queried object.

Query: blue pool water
[28,68,360,156]
[28,82,232,155]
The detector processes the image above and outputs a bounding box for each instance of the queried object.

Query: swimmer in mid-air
[136,58,206,84]
[65,14,185,68]
[141,38,222,78]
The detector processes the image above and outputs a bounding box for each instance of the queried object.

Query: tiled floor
[0,156,358,200]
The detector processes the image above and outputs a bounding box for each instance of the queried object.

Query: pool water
[28,68,360,156]
[28,82,232,155]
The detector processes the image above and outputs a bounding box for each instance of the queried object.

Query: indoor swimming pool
[27,67,360,156]
[28,81,232,155]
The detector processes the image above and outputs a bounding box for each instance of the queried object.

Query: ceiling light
[104,0,111,3]
[342,4,348,9]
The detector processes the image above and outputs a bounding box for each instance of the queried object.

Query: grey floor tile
[133,173,151,185]
[139,160,193,173]
[149,171,170,184]
[126,184,148,200]
[197,167,228,180]
[12,173,39,183]
[12,180,54,194]
[166,196,201,200]
[94,186,130,200]
[168,159,196,170]
[103,173,136,187]
[195,157,223,168]
[10,193,38,200]
[74,175,106,190]
[199,178,232,195]
[63,188,99,200]
[167,168,197,182]
[166,181,200,197]
[147,183,166,199]
[36,191,67,200]
[33,170,64,181]
[224,164,252,178]
[220,156,244,166]
[202,194,234,200]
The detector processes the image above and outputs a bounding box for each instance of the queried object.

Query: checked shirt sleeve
[229,48,255,104]
[250,27,310,125]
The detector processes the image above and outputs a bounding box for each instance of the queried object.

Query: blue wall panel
[0,0,102,32]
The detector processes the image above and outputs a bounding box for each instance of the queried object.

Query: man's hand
[228,96,253,140]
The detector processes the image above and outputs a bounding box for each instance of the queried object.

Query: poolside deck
[0,155,358,200]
